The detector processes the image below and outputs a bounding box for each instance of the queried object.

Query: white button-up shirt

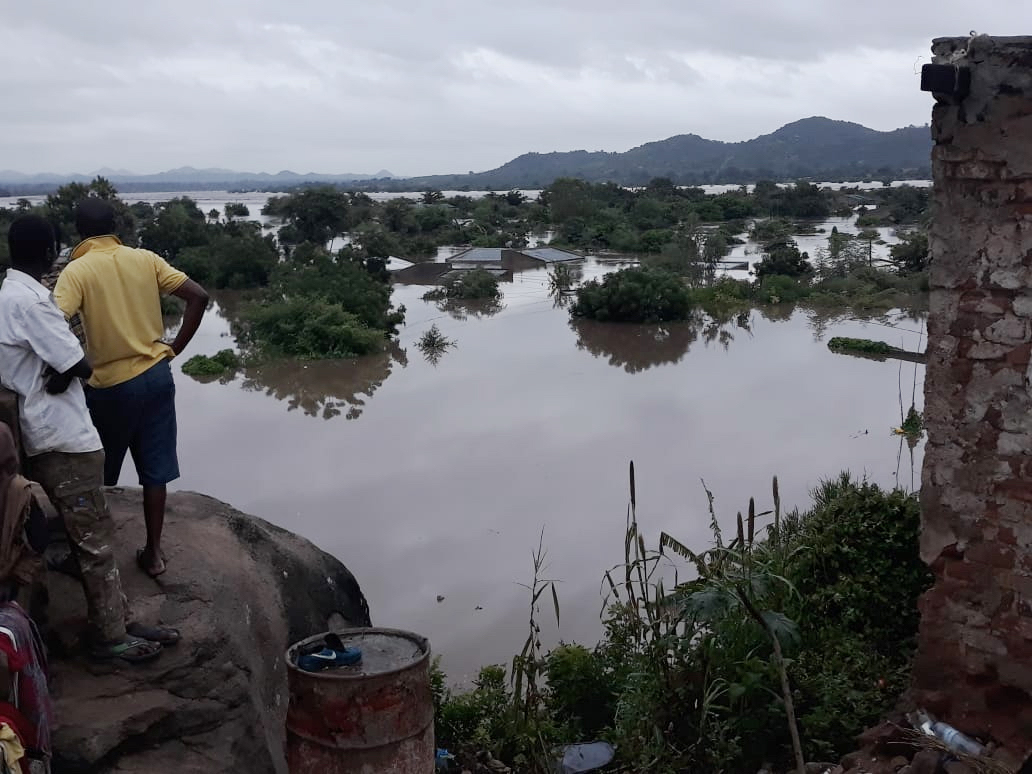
[0,269,102,457]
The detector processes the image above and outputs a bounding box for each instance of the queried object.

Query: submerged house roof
[450,246,582,265]
[519,247,581,263]
[451,247,504,264]
[440,267,511,282]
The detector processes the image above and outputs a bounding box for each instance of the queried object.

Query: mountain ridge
[390,117,931,190]
[0,167,394,185]
[0,117,930,194]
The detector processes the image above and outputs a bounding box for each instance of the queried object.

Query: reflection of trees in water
[751,300,929,344]
[571,311,752,373]
[238,343,408,420]
[211,290,407,419]
[211,289,255,326]
[895,432,922,492]
[432,298,504,321]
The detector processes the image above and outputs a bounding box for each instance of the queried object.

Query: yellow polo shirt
[54,236,188,388]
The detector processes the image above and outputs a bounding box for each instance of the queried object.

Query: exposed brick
[966,541,1016,569]
[915,35,1032,767]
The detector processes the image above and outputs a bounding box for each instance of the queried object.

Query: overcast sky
[2,1,1030,177]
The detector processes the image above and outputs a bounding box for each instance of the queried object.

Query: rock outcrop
[42,488,371,773]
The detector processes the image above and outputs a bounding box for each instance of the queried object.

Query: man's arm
[21,301,92,393]
[168,279,209,356]
[44,357,92,395]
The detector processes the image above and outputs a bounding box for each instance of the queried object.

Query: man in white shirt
[0,214,177,663]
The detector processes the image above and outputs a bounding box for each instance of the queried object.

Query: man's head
[7,215,57,276]
[75,198,117,240]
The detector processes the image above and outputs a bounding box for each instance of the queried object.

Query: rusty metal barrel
[285,627,433,774]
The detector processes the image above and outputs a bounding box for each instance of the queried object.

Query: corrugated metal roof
[521,247,580,263]
[451,247,504,263]
[440,267,509,281]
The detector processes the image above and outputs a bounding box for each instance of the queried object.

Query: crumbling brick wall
[913,35,1032,766]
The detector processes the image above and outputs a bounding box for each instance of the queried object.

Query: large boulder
[44,488,371,773]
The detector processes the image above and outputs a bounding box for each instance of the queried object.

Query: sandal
[91,637,162,664]
[126,622,181,647]
[136,548,166,579]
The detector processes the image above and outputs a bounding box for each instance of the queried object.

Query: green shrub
[180,349,240,377]
[749,218,794,243]
[754,239,813,280]
[689,276,755,307]
[571,267,694,323]
[242,299,385,359]
[423,269,501,301]
[431,473,930,774]
[889,231,929,275]
[774,475,931,760]
[756,274,811,304]
[827,337,897,355]
[433,663,511,755]
[175,229,279,290]
[273,247,405,333]
[544,645,614,738]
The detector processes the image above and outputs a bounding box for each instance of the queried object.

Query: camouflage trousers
[28,451,127,643]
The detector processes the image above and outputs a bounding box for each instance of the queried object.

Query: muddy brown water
[144,259,927,682]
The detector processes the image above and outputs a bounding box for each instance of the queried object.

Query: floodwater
[1,186,930,677]
[156,248,926,681]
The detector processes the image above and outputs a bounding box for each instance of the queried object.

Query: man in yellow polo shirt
[54,199,209,578]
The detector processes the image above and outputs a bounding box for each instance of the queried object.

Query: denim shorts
[86,359,180,487]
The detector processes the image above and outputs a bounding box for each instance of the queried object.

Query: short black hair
[7,215,56,266]
[76,198,117,239]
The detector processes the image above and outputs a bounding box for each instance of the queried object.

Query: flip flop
[136,549,166,579]
[90,637,162,664]
[126,622,181,646]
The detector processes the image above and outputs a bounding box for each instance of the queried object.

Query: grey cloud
[2,0,1030,176]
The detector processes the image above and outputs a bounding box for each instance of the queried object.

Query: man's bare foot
[136,547,166,578]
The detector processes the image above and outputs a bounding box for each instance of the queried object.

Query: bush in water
[571,267,694,323]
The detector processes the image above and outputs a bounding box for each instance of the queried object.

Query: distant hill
[387,117,931,190]
[0,167,395,195]
[0,117,931,197]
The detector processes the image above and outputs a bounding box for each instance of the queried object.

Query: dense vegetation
[0,176,929,357]
[433,471,931,773]
[569,217,927,325]
[0,178,406,360]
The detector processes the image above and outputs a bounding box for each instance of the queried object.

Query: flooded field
[159,254,925,680]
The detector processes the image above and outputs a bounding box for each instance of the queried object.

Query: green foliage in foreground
[423,268,502,301]
[571,267,694,323]
[433,473,931,773]
[180,349,240,377]
[827,337,898,355]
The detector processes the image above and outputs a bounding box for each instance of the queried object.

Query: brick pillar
[912,36,1032,765]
